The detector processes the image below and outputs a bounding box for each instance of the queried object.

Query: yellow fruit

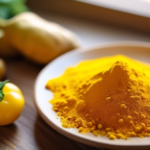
[0,19,17,57]
[0,80,25,126]
[0,58,6,80]
[0,12,81,64]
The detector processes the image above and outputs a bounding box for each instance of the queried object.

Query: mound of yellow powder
[46,55,150,140]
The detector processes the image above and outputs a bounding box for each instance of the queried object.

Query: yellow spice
[46,55,150,140]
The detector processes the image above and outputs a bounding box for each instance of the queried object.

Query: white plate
[34,41,150,150]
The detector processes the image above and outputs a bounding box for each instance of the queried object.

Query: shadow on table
[34,114,104,150]
[0,124,18,148]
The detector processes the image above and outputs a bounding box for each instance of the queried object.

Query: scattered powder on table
[46,55,150,140]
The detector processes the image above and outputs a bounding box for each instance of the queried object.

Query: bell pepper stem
[0,80,9,102]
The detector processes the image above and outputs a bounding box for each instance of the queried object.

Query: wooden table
[0,10,150,150]
[0,57,105,150]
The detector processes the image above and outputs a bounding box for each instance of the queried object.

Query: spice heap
[46,55,150,140]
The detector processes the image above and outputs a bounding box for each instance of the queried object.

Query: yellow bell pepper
[0,80,25,126]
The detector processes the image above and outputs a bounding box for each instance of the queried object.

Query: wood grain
[0,57,104,150]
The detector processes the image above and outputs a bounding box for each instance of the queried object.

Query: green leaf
[0,0,14,3]
[9,3,29,15]
[0,0,29,19]
[0,80,9,102]
[0,91,4,102]
[0,6,12,19]
[0,80,9,90]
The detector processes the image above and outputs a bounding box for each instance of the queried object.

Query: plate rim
[33,41,150,149]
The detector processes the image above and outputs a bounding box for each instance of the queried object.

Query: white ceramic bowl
[34,41,150,150]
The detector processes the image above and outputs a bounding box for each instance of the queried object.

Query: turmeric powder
[46,55,150,140]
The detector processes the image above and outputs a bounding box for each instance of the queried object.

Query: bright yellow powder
[46,55,150,140]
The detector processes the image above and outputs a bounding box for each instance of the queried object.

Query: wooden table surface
[0,57,105,150]
[0,10,150,150]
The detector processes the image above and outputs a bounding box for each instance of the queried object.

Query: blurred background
[27,0,150,46]
[0,0,150,47]
[0,1,150,150]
